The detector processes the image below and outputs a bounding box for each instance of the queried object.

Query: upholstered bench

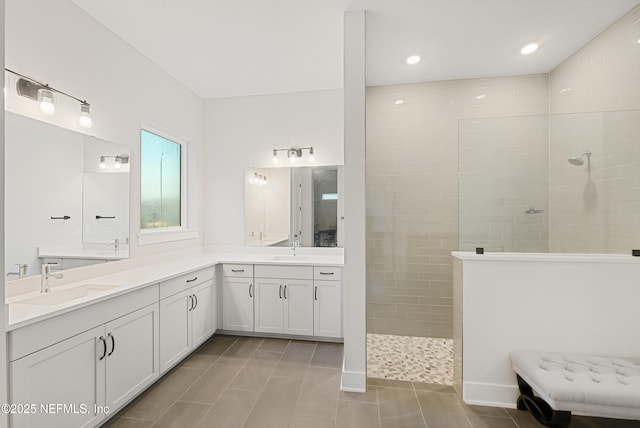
[510,351,640,427]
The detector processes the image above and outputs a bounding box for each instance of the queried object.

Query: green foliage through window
[140,129,182,229]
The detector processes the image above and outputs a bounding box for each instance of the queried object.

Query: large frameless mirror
[244,166,343,247]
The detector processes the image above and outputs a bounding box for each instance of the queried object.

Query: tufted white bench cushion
[511,351,640,420]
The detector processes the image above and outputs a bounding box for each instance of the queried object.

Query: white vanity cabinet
[222,264,255,331]
[159,267,216,373]
[313,266,343,338]
[9,286,160,428]
[254,265,314,336]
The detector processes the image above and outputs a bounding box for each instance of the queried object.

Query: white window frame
[138,123,198,245]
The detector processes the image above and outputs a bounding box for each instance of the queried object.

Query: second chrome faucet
[41,263,63,293]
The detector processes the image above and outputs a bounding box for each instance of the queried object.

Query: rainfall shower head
[568,150,592,166]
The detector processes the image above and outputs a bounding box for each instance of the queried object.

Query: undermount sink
[15,284,121,306]
[269,255,310,261]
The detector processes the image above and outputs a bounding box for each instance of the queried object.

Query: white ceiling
[72,0,640,99]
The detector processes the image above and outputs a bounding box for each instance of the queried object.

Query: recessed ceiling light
[394,99,404,105]
[475,94,486,100]
[520,43,539,55]
[559,88,572,94]
[406,55,421,65]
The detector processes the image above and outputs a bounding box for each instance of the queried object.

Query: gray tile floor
[103,335,640,428]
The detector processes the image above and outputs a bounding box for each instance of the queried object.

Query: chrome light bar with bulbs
[272,146,314,164]
[99,155,130,169]
[6,68,93,129]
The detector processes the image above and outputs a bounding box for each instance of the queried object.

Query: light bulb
[38,89,55,115]
[289,155,296,163]
[99,156,106,169]
[272,149,279,164]
[114,156,122,169]
[309,147,315,162]
[79,103,92,128]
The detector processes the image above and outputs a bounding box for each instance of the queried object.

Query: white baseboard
[463,381,519,409]
[341,359,366,392]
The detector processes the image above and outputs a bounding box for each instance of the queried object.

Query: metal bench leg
[516,375,571,428]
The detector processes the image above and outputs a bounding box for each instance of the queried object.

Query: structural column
[341,9,367,392]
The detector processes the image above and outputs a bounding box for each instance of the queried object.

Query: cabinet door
[191,280,216,348]
[10,326,106,428]
[314,280,342,338]
[255,278,284,334]
[159,290,191,374]
[222,277,254,331]
[283,279,314,336]
[105,303,160,412]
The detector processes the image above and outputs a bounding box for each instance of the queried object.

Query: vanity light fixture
[6,68,93,128]
[252,172,267,186]
[272,146,315,163]
[520,42,539,55]
[99,154,129,169]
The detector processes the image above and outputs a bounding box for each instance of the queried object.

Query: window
[140,128,184,230]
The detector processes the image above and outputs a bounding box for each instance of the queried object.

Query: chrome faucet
[6,263,28,279]
[41,264,63,293]
[108,238,120,253]
[291,239,300,256]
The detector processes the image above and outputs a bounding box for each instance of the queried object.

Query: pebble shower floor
[367,334,454,385]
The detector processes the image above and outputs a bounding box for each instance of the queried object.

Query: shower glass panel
[458,110,640,254]
[458,115,550,252]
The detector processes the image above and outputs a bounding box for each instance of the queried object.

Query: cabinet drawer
[160,266,215,300]
[222,264,254,278]
[255,265,312,280]
[313,266,342,281]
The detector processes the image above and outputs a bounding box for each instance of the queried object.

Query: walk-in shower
[568,149,592,166]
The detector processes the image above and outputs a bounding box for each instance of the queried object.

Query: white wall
[5,0,205,258]
[454,253,640,408]
[0,1,8,424]
[204,89,343,245]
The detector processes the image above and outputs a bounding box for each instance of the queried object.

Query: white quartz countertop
[6,250,343,331]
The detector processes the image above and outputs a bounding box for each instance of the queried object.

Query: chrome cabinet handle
[99,336,107,361]
[193,294,198,309]
[186,276,198,283]
[232,269,245,273]
[107,333,115,357]
[315,286,318,301]
[249,283,253,298]
[319,272,334,275]
[279,285,282,299]
[284,285,288,299]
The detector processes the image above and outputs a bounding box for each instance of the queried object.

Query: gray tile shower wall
[365,75,549,338]
[548,5,640,254]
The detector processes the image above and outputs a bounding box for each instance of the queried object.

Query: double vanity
[5,249,343,428]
